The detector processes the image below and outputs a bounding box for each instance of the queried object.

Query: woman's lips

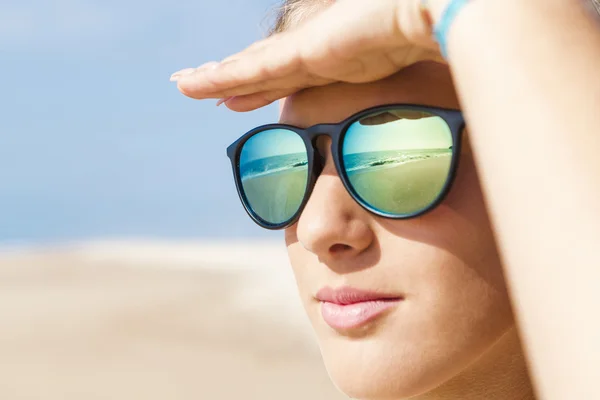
[316,286,403,330]
[320,300,400,330]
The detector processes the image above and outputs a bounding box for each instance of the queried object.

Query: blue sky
[0,0,283,244]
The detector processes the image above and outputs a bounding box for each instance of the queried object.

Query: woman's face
[280,62,515,399]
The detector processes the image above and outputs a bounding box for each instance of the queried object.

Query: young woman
[171,1,600,399]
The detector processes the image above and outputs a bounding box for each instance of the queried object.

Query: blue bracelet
[432,0,470,59]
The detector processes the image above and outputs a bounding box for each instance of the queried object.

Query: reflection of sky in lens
[344,116,451,155]
[240,129,305,164]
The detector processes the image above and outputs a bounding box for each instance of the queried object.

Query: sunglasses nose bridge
[305,124,338,165]
[306,123,337,140]
[306,123,339,157]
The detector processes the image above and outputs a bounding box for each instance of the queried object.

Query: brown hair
[269,0,332,35]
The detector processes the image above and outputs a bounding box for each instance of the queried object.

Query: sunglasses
[227,104,465,230]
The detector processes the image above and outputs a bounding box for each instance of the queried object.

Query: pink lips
[316,286,403,330]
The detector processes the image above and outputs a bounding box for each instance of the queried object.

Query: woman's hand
[171,0,446,112]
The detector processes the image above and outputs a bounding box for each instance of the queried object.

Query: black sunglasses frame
[227,104,465,230]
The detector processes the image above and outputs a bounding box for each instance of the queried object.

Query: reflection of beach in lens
[241,153,308,224]
[346,150,452,215]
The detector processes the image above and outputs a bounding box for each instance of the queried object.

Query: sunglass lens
[239,128,309,225]
[342,108,454,216]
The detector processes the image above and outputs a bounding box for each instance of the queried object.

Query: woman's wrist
[423,0,453,24]
[421,0,475,58]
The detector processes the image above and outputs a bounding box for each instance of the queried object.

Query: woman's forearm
[437,1,600,398]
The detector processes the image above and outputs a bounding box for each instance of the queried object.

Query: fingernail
[170,68,196,82]
[170,61,221,81]
[199,61,220,70]
[216,96,234,107]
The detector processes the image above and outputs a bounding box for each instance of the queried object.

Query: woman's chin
[325,365,435,400]
[319,340,449,400]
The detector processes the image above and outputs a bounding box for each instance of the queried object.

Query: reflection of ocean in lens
[241,153,308,224]
[345,149,452,215]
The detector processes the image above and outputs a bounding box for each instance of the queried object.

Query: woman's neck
[418,327,536,400]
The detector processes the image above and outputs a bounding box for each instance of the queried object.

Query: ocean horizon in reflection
[240,149,452,181]
[344,149,452,174]
[241,152,309,181]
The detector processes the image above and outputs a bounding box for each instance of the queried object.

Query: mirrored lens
[342,109,453,215]
[239,129,309,225]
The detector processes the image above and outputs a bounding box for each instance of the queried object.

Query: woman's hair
[270,0,330,35]
[270,0,600,35]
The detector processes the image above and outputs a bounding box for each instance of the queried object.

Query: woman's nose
[295,140,374,263]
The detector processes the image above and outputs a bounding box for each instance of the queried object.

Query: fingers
[170,61,221,82]
[222,88,300,112]
[170,36,282,81]
[179,68,332,102]
[172,29,322,101]
[214,70,332,106]
[220,34,283,63]
[169,0,445,109]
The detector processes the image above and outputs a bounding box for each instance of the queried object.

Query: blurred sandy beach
[0,240,346,400]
